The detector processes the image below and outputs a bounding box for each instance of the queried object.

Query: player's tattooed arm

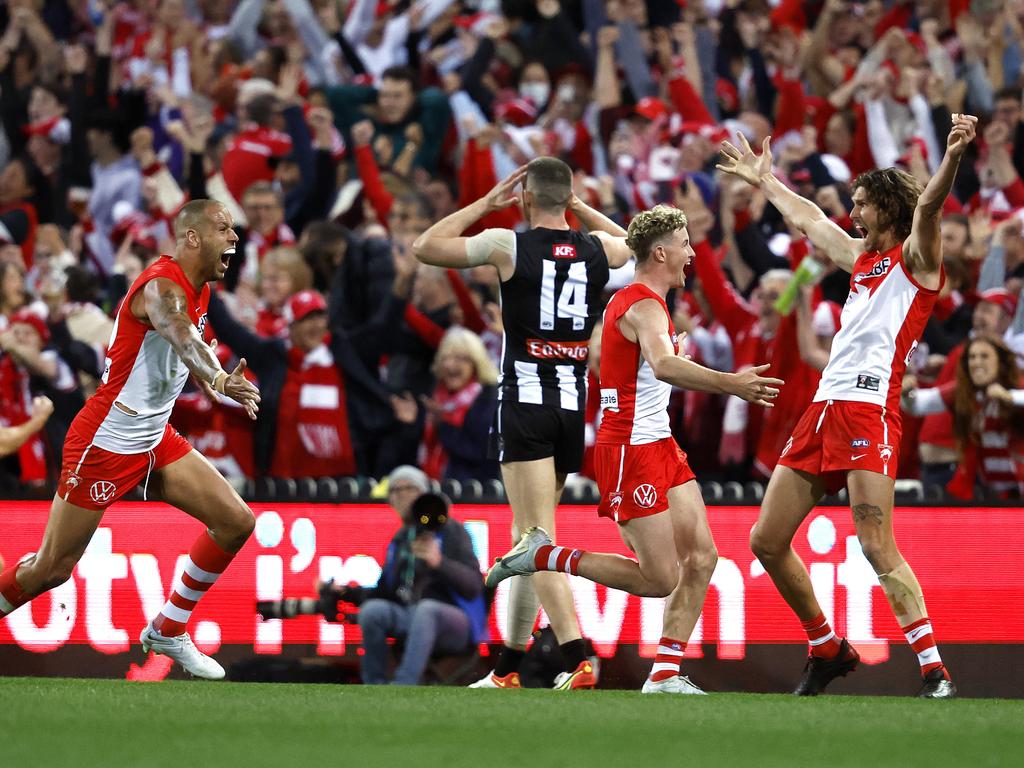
[142,278,261,419]
[143,278,222,385]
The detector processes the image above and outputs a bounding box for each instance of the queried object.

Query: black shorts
[489,400,585,474]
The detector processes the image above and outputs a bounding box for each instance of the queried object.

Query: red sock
[648,636,686,682]
[801,612,842,658]
[902,617,946,677]
[152,533,235,637]
[533,544,583,576]
[0,566,31,618]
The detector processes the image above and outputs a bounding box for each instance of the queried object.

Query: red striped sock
[648,636,686,682]
[0,566,31,618]
[902,617,946,677]
[152,533,235,637]
[533,544,583,576]
[800,612,842,658]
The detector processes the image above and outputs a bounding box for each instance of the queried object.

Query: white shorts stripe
[815,401,831,433]
[0,593,14,614]
[184,561,221,583]
[160,603,192,624]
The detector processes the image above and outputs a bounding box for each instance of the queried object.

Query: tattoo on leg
[852,503,884,526]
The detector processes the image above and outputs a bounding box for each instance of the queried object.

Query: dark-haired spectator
[84,108,142,273]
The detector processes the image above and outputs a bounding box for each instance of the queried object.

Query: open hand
[483,165,528,212]
[717,134,773,188]
[729,363,784,407]
[224,359,261,420]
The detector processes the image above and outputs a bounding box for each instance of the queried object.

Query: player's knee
[222,503,255,546]
[644,568,679,598]
[857,534,896,573]
[750,526,784,562]
[683,545,719,583]
[34,557,76,593]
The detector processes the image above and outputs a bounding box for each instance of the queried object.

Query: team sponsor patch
[608,491,623,510]
[853,256,891,283]
[526,338,589,360]
[552,244,577,259]
[89,481,117,504]
[600,388,619,410]
[856,374,880,391]
[851,438,870,448]
[633,484,657,509]
[877,443,894,462]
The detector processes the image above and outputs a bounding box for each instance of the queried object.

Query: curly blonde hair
[625,205,690,264]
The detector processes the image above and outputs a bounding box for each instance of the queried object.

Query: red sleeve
[773,77,805,136]
[667,76,715,124]
[446,269,487,334]
[461,141,522,234]
[691,240,757,340]
[354,144,393,226]
[1003,177,1024,207]
[403,304,445,348]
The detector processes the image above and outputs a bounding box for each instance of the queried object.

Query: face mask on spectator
[519,82,550,107]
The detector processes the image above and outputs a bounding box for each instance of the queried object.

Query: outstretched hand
[483,165,528,212]
[224,359,261,420]
[729,363,784,408]
[716,134,773,188]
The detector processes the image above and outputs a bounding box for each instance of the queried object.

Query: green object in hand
[774,257,825,316]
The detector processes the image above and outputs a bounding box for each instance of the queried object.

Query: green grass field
[1,678,1021,768]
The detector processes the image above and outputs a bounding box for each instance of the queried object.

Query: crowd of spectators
[3,0,1024,500]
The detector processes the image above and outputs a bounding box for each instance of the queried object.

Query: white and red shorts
[777,399,901,493]
[58,423,193,511]
[595,437,696,524]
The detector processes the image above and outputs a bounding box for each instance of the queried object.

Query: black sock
[560,639,587,670]
[494,646,526,676]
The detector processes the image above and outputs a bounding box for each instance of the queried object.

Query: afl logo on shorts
[633,484,657,509]
[89,481,117,504]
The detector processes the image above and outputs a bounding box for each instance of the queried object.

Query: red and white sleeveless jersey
[815,242,942,411]
[73,256,210,454]
[597,283,676,446]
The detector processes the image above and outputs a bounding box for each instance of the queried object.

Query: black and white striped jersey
[498,228,610,411]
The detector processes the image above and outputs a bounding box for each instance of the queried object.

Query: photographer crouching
[336,466,485,685]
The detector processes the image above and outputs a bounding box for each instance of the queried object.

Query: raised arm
[904,114,978,281]
[568,193,632,268]
[140,278,261,419]
[412,166,526,279]
[717,134,862,272]
[624,298,782,407]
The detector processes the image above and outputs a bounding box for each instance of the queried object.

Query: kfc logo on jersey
[633,484,657,509]
[877,443,894,463]
[89,481,117,504]
[853,257,891,284]
[552,244,577,259]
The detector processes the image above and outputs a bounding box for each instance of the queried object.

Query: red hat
[635,97,669,122]
[979,288,1018,317]
[9,308,50,344]
[495,96,538,127]
[284,290,328,324]
[22,115,70,144]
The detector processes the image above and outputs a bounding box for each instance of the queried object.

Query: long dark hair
[952,334,1024,446]
[851,168,923,241]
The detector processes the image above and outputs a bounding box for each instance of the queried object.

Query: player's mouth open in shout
[220,247,235,268]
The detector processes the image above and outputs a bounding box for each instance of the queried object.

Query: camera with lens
[409,492,449,533]
[257,579,347,622]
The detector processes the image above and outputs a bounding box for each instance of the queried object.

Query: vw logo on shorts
[89,481,117,504]
[633,484,657,509]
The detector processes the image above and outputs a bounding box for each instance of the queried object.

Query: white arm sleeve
[465,228,516,267]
